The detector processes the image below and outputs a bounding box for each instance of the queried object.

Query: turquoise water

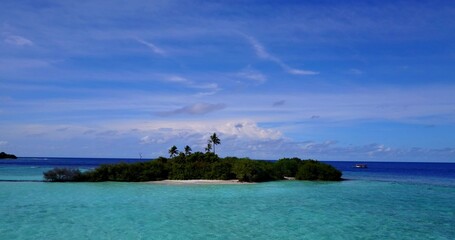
[1,160,454,239]
[1,180,454,239]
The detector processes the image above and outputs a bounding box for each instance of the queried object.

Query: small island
[0,152,17,159]
[43,133,342,183]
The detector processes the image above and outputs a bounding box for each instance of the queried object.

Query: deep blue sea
[1,158,454,239]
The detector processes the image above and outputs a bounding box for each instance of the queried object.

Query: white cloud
[132,120,284,154]
[0,141,8,146]
[162,75,220,96]
[247,36,271,59]
[194,84,221,97]
[165,75,191,84]
[140,135,150,144]
[283,67,319,76]
[2,120,455,160]
[245,35,319,76]
[194,90,219,97]
[367,144,392,156]
[237,68,267,84]
[159,103,226,116]
[219,121,282,140]
[140,135,166,144]
[4,35,33,46]
[135,38,166,56]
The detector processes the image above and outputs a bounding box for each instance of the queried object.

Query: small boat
[354,164,368,168]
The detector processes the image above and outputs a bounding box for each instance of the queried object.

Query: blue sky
[1,0,454,161]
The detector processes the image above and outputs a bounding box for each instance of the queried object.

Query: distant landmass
[0,152,17,159]
[43,154,342,183]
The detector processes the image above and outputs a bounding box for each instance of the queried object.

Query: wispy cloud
[0,140,8,146]
[158,103,226,116]
[284,67,319,76]
[245,35,318,76]
[246,36,276,61]
[237,68,267,84]
[3,84,455,126]
[193,86,220,97]
[165,75,192,84]
[247,36,271,59]
[163,75,221,96]
[4,34,34,46]
[135,38,166,56]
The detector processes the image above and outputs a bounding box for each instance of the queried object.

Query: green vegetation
[209,132,221,154]
[43,168,82,182]
[275,157,301,177]
[0,152,17,159]
[184,145,192,155]
[274,158,342,181]
[43,134,342,182]
[205,141,212,153]
[295,160,342,181]
[43,155,342,183]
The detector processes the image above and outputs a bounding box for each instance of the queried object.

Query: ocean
[1,158,454,239]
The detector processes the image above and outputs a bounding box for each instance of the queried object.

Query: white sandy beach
[146,179,254,185]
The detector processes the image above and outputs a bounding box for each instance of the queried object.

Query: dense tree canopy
[43,154,342,182]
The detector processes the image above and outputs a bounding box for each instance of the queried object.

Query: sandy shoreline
[145,179,254,185]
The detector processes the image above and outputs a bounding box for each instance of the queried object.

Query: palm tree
[210,132,221,154]
[205,142,212,153]
[184,145,192,156]
[169,145,178,158]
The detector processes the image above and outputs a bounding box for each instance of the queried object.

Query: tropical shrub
[43,168,83,182]
[275,158,301,177]
[295,160,342,181]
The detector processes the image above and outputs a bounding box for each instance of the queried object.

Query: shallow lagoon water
[1,159,454,239]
